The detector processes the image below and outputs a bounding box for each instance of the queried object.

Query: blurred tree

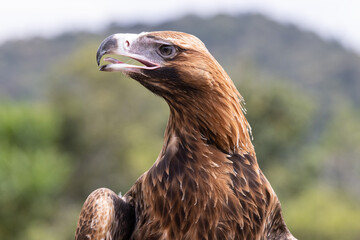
[243,81,315,168]
[284,186,360,240]
[302,101,360,197]
[228,64,316,169]
[0,103,70,239]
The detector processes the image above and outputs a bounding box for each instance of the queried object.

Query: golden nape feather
[75,31,296,240]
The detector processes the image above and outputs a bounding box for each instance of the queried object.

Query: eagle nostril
[125,40,130,48]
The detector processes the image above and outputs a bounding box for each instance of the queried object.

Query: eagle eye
[158,45,176,58]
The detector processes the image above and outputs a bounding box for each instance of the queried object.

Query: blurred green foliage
[0,14,360,240]
[0,103,70,239]
[284,186,360,240]
[241,80,315,168]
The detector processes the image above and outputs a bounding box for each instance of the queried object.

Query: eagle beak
[96,34,119,67]
[96,33,160,72]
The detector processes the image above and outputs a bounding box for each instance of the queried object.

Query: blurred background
[0,1,359,239]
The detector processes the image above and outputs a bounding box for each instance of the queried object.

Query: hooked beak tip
[96,34,117,66]
[96,47,104,66]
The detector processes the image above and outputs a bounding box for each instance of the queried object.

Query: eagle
[75,31,296,240]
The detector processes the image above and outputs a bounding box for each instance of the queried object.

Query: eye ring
[158,44,176,58]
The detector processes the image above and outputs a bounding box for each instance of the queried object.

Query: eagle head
[97,31,227,97]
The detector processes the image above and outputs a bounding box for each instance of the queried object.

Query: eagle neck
[163,87,255,157]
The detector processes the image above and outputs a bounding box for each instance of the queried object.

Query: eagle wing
[75,188,135,240]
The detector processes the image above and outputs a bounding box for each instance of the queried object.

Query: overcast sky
[1,0,359,52]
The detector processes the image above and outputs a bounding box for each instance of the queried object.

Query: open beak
[96,34,160,72]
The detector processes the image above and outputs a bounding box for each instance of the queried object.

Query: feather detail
[75,188,135,240]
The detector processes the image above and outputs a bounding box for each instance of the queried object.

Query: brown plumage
[75,31,296,240]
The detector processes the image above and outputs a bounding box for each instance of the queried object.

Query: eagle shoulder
[75,188,135,240]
